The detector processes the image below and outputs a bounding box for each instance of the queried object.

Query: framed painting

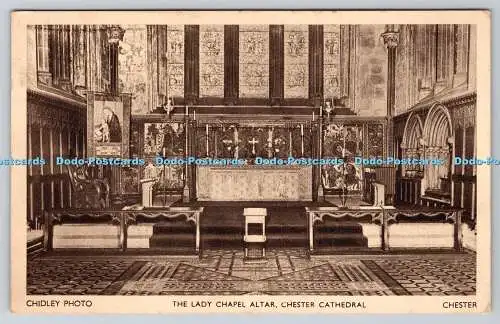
[86,92,132,158]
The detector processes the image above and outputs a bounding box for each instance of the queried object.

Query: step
[315,235,368,247]
[149,233,195,248]
[153,223,195,234]
[266,224,307,234]
[316,223,364,234]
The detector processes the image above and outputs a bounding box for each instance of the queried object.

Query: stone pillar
[107,25,125,95]
[382,25,399,158]
[36,25,52,85]
[453,25,469,87]
[72,25,88,95]
[58,25,73,91]
[435,24,454,93]
[416,25,436,99]
[107,25,125,206]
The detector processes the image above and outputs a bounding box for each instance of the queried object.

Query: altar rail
[306,206,463,252]
[42,207,204,255]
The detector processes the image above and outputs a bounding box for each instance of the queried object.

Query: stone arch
[402,112,424,149]
[422,103,454,192]
[401,112,424,176]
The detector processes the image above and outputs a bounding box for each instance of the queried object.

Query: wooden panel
[309,25,323,103]
[184,25,199,104]
[269,25,284,105]
[224,25,239,104]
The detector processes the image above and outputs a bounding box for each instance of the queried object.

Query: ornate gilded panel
[199,25,224,97]
[118,25,148,114]
[166,25,184,97]
[121,166,140,194]
[143,123,185,157]
[323,25,341,99]
[284,25,309,98]
[239,25,269,98]
[194,123,313,159]
[367,124,384,158]
[322,124,363,191]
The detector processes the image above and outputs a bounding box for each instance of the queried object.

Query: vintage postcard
[11,10,490,313]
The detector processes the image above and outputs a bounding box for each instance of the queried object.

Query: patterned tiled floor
[27,249,476,296]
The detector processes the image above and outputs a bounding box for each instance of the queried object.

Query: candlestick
[206,124,209,157]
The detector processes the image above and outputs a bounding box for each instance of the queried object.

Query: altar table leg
[454,210,463,251]
[308,212,314,252]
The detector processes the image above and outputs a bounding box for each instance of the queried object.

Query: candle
[300,124,304,136]
[313,111,315,121]
[205,124,209,156]
[162,147,166,157]
[185,105,188,116]
[193,110,196,120]
[320,105,323,117]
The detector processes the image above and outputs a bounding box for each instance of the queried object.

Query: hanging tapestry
[284,25,309,98]
[239,25,269,98]
[323,24,341,99]
[118,25,147,114]
[199,25,224,97]
[322,123,363,192]
[166,25,185,98]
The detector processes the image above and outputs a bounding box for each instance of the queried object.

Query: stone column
[106,25,125,206]
[58,25,73,91]
[382,25,399,157]
[107,25,125,95]
[72,25,88,95]
[36,25,52,85]
[435,24,454,93]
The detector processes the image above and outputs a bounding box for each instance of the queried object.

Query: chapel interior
[26,24,477,257]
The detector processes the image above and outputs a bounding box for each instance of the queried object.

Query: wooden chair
[66,165,110,209]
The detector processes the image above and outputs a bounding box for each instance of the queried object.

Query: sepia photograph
[10,10,490,313]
